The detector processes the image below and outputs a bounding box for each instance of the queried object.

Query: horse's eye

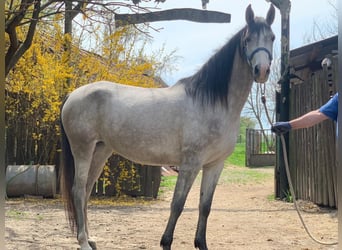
[245,37,251,43]
[271,35,275,42]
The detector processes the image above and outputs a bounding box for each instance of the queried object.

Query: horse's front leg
[194,162,224,250]
[160,163,201,250]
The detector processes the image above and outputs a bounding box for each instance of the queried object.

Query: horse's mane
[179,27,247,107]
[178,18,273,107]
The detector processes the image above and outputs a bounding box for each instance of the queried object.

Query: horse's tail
[59,95,77,234]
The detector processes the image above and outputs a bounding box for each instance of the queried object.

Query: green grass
[218,166,272,185]
[225,143,246,167]
[159,175,178,193]
[223,142,273,184]
[267,193,275,201]
[159,166,273,193]
[159,142,273,194]
[6,210,28,220]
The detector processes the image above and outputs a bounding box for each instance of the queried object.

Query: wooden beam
[115,8,231,27]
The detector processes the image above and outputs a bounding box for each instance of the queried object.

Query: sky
[140,0,337,85]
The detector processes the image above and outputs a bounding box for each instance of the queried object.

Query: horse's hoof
[77,246,93,250]
[160,235,172,250]
[194,238,208,250]
[89,240,97,249]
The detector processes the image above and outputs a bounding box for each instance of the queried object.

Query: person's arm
[289,109,329,129]
[272,93,338,135]
[271,110,329,135]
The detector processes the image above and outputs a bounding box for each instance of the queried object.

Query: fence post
[245,129,250,166]
[337,26,342,248]
[274,0,291,199]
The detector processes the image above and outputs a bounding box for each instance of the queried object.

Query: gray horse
[60,4,275,250]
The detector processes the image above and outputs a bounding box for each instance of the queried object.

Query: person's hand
[271,122,291,135]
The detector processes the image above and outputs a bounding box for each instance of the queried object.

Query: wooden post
[337,16,342,248]
[0,1,5,246]
[270,0,291,199]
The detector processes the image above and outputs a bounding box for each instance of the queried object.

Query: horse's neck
[228,50,254,114]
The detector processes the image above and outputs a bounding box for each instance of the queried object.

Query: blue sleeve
[319,93,338,122]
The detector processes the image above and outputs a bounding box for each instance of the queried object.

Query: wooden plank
[288,54,337,207]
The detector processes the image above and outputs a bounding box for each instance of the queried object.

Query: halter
[245,47,273,65]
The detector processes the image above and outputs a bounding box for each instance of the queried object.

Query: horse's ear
[245,4,255,26]
[266,4,275,25]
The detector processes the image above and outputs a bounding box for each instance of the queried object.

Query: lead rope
[261,92,338,246]
[280,135,337,246]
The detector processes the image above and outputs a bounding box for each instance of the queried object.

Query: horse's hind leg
[160,160,202,250]
[84,142,113,249]
[85,142,113,200]
[72,143,97,250]
[194,162,224,250]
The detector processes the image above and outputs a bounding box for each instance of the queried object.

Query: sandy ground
[5,167,338,250]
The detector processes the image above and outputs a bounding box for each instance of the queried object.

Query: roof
[290,35,337,71]
[289,35,338,84]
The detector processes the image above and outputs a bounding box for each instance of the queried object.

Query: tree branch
[6,0,41,76]
[70,0,89,20]
[115,8,231,27]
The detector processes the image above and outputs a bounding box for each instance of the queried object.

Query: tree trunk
[5,0,40,76]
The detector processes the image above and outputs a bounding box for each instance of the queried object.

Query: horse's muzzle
[253,63,271,83]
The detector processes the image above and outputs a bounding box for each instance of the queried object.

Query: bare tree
[5,0,231,76]
[303,0,337,43]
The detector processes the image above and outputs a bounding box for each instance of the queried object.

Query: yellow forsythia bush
[6,22,165,195]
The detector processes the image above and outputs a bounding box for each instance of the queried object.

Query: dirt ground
[5,167,338,250]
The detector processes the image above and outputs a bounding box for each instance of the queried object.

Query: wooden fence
[6,116,161,198]
[91,154,161,198]
[245,129,276,167]
[289,71,337,207]
[288,47,337,207]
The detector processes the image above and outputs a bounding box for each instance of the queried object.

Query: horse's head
[243,4,275,83]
